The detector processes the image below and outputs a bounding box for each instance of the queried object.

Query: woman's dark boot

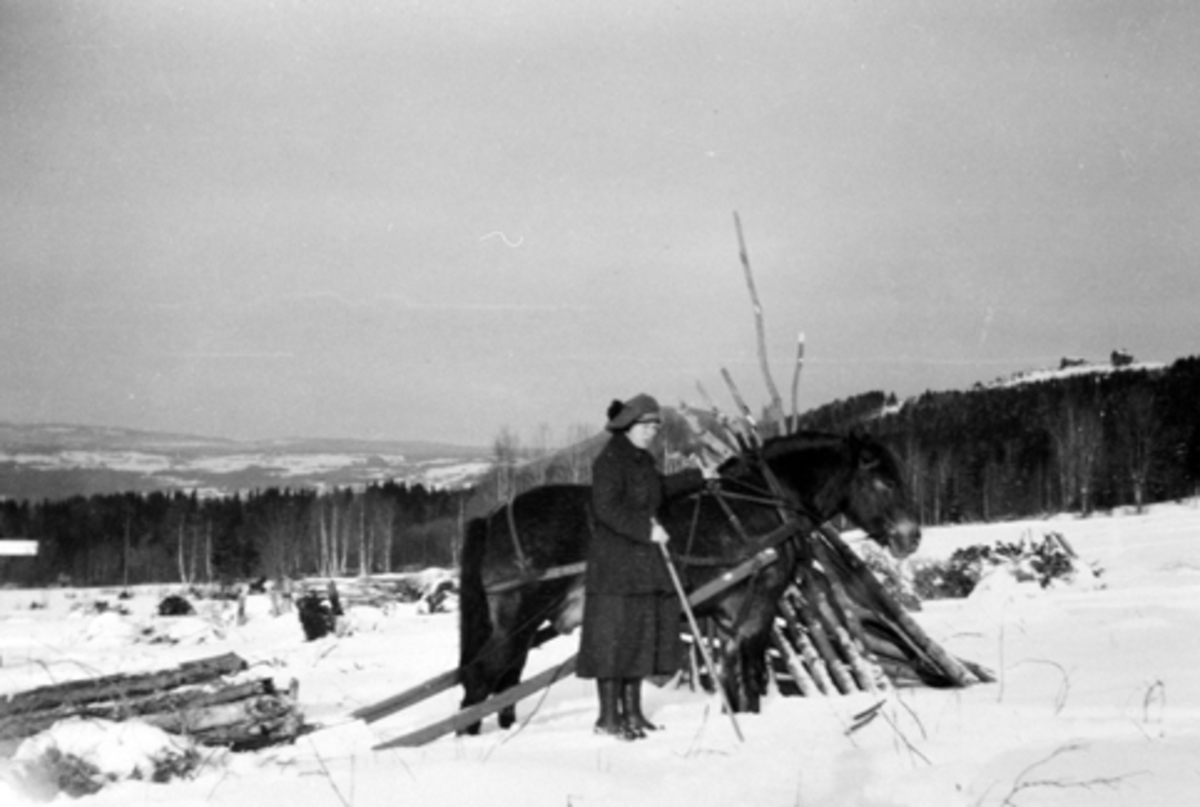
[594,679,634,739]
[621,678,658,736]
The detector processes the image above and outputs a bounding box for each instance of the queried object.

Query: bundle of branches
[912,530,1098,600]
[0,653,305,756]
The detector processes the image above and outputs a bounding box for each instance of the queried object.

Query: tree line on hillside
[0,482,470,588]
[797,356,1200,524]
[471,356,1200,529]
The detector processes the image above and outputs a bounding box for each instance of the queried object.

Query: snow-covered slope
[3,501,1200,805]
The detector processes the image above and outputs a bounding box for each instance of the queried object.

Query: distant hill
[0,422,492,501]
[795,354,1200,522]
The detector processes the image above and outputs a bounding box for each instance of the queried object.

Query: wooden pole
[771,625,818,697]
[779,597,833,695]
[720,367,758,434]
[793,577,855,695]
[816,526,975,687]
[732,212,785,432]
[811,583,878,694]
[659,543,744,742]
[810,564,885,693]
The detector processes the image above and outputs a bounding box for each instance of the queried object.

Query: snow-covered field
[3,502,1200,806]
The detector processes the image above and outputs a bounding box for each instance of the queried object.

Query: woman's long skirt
[576,592,682,679]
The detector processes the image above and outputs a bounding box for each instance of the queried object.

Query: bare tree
[1049,403,1103,515]
[366,488,398,575]
[930,450,955,524]
[355,492,368,578]
[492,426,521,501]
[1115,388,1158,513]
[901,438,926,525]
[527,422,554,485]
[565,423,595,483]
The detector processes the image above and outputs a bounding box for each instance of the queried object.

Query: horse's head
[840,431,921,559]
[722,430,921,559]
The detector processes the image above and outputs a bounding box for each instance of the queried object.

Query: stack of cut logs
[0,653,304,756]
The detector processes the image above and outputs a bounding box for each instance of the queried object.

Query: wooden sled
[355,521,804,749]
[356,445,991,749]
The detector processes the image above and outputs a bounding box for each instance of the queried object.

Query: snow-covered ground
[3,501,1200,806]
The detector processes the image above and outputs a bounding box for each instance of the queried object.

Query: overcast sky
[2,1,1197,447]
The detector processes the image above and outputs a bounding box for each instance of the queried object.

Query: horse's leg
[458,593,523,735]
[495,642,530,729]
[707,608,748,713]
[496,588,563,729]
[739,628,771,713]
[721,634,748,714]
[458,632,511,735]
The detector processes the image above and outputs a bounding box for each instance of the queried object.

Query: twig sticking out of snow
[1009,659,1072,715]
[992,742,1146,807]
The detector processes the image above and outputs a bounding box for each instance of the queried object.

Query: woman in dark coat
[577,393,711,740]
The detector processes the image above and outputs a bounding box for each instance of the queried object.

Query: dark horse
[457,430,920,731]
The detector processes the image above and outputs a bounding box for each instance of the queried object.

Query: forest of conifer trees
[799,356,1200,525]
[0,482,471,588]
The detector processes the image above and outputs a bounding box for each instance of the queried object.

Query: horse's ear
[847,427,867,452]
[848,428,880,470]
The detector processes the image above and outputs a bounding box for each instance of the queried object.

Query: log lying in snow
[0,652,248,719]
[0,653,304,754]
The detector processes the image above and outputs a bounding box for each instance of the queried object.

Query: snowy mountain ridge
[0,422,492,500]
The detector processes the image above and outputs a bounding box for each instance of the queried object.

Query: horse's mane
[759,430,846,458]
[718,429,902,485]
[715,430,842,475]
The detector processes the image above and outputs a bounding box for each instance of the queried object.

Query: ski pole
[657,542,744,742]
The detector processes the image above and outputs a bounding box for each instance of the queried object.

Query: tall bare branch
[733,212,785,431]
[789,332,806,432]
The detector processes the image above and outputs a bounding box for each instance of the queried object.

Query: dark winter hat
[605,393,662,432]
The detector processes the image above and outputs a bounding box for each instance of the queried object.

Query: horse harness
[484,496,588,595]
[670,474,817,631]
[483,457,817,603]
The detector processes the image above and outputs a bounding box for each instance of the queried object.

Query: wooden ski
[352,668,461,725]
[353,626,560,725]
[373,657,578,750]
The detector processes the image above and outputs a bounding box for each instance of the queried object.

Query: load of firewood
[677,214,993,699]
[0,653,304,758]
[677,388,994,698]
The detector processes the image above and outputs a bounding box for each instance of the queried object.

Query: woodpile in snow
[293,570,459,640]
[0,653,304,759]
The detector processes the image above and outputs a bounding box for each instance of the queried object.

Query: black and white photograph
[2,2,1198,804]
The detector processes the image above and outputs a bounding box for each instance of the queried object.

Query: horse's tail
[458,514,492,670]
